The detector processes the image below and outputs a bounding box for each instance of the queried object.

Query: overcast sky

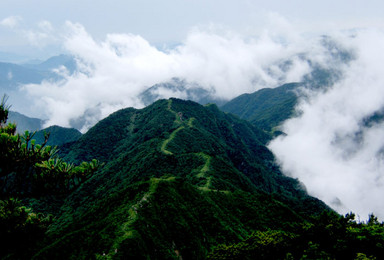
[1,0,384,59]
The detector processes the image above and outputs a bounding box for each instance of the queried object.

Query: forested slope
[1,97,383,259]
[221,83,300,134]
[35,98,327,259]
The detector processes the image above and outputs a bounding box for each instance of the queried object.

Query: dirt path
[161,100,212,189]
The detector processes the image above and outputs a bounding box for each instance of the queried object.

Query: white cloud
[0,15,22,29]
[0,17,58,50]
[23,17,314,130]
[269,29,384,219]
[25,20,57,47]
[38,20,54,32]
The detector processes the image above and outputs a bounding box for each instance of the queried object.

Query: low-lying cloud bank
[269,29,384,219]
[22,18,331,131]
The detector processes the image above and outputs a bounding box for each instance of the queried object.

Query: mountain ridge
[34,98,329,258]
[221,82,301,134]
[3,96,383,259]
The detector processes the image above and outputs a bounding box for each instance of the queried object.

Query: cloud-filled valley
[269,29,384,219]
[4,16,384,219]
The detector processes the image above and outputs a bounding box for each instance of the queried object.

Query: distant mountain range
[7,111,81,147]
[0,54,76,94]
[7,111,43,133]
[22,54,77,74]
[139,78,227,107]
[0,62,53,92]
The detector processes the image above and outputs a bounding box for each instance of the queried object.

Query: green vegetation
[34,98,330,259]
[34,125,82,146]
[0,197,54,259]
[0,95,102,259]
[208,212,384,260]
[0,105,100,197]
[1,96,384,259]
[221,83,300,137]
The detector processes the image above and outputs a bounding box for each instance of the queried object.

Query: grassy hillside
[221,83,300,135]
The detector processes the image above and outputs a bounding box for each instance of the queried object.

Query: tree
[0,95,102,258]
[0,95,102,196]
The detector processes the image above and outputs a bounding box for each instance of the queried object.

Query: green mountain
[23,54,77,74]
[220,83,300,134]
[6,111,81,146]
[2,97,384,259]
[31,98,329,259]
[34,125,82,146]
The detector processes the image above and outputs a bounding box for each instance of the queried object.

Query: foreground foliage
[0,198,54,258]
[0,96,100,197]
[208,212,384,259]
[0,95,101,259]
[1,97,384,259]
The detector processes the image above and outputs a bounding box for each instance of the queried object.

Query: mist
[269,29,384,219]
[21,16,318,131]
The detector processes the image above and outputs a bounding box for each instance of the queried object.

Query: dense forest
[1,95,384,259]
